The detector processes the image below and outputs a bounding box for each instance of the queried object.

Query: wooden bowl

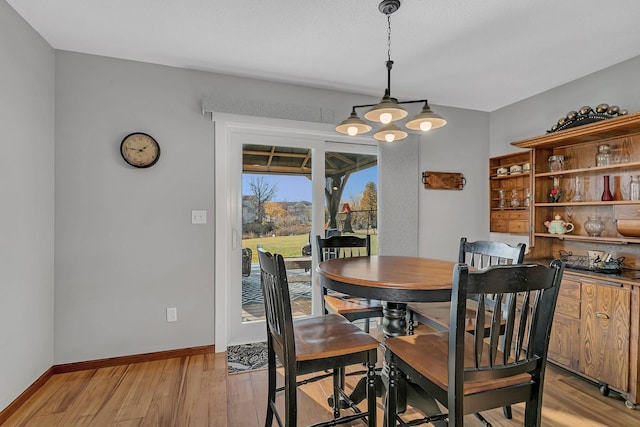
[616,219,640,237]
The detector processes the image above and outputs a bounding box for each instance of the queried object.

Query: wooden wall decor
[422,171,466,190]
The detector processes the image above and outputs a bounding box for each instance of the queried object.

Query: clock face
[120,133,160,168]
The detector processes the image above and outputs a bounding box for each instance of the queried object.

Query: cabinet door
[548,278,581,371]
[580,282,630,392]
[548,314,580,370]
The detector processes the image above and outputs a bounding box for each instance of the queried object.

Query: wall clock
[120,132,160,168]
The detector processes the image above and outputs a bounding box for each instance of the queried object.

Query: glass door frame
[213,112,377,350]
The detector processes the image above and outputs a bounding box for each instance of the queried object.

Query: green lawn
[243,232,378,264]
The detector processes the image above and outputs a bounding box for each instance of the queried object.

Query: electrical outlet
[167,307,177,322]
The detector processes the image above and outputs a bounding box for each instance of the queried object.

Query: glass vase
[601,175,613,201]
[510,189,520,208]
[549,176,562,203]
[498,189,506,209]
[572,176,584,202]
[584,217,605,237]
[613,176,624,201]
[631,176,640,201]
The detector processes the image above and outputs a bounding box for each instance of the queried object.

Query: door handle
[595,312,610,320]
[232,228,240,250]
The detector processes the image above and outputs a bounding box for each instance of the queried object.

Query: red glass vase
[601,175,614,201]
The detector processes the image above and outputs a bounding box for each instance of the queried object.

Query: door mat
[227,341,280,374]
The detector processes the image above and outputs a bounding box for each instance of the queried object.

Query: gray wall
[491,56,640,156]
[418,106,491,260]
[54,52,217,363]
[53,51,435,364]
[378,136,420,256]
[0,1,55,411]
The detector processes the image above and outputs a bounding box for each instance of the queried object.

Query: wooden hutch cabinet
[510,112,640,408]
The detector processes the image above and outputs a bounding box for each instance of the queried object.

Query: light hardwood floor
[3,347,640,426]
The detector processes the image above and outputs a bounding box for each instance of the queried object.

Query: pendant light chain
[387,14,392,63]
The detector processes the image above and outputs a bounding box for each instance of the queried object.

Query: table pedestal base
[382,302,407,337]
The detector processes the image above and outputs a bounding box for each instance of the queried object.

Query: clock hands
[126,146,150,152]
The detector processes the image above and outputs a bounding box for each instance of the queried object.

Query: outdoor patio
[242,264,312,321]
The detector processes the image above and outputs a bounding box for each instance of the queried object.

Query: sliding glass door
[324,146,378,255]
[214,114,377,348]
[241,145,314,323]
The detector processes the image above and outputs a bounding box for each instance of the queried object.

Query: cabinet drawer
[508,220,528,233]
[559,279,581,300]
[509,211,529,220]
[491,212,509,220]
[491,220,508,232]
[555,296,580,319]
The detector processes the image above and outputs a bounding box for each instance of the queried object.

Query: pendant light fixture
[335,0,446,142]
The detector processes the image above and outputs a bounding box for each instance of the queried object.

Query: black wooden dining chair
[385,260,564,427]
[316,235,382,333]
[257,247,379,427]
[408,237,526,335]
[407,237,526,424]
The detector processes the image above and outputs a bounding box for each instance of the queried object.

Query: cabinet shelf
[535,161,640,178]
[491,172,530,180]
[535,200,640,207]
[533,232,640,245]
[490,161,529,170]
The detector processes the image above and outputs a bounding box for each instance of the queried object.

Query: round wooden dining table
[317,255,457,337]
[317,255,456,420]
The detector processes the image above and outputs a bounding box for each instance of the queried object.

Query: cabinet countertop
[526,257,640,286]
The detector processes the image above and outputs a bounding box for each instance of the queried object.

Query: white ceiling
[8,0,640,112]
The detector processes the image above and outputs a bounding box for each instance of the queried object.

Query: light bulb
[347,126,358,136]
[380,112,393,124]
[385,133,395,143]
[420,121,433,132]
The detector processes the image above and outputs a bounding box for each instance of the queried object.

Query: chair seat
[385,331,531,396]
[408,301,500,333]
[324,294,383,317]
[293,314,380,362]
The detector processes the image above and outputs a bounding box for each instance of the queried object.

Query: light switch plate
[167,307,177,322]
[191,210,207,224]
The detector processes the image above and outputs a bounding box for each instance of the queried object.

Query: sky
[242,166,377,203]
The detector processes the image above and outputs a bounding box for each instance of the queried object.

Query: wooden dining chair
[385,260,565,427]
[408,238,526,334]
[316,235,382,333]
[407,238,526,424]
[257,247,379,427]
